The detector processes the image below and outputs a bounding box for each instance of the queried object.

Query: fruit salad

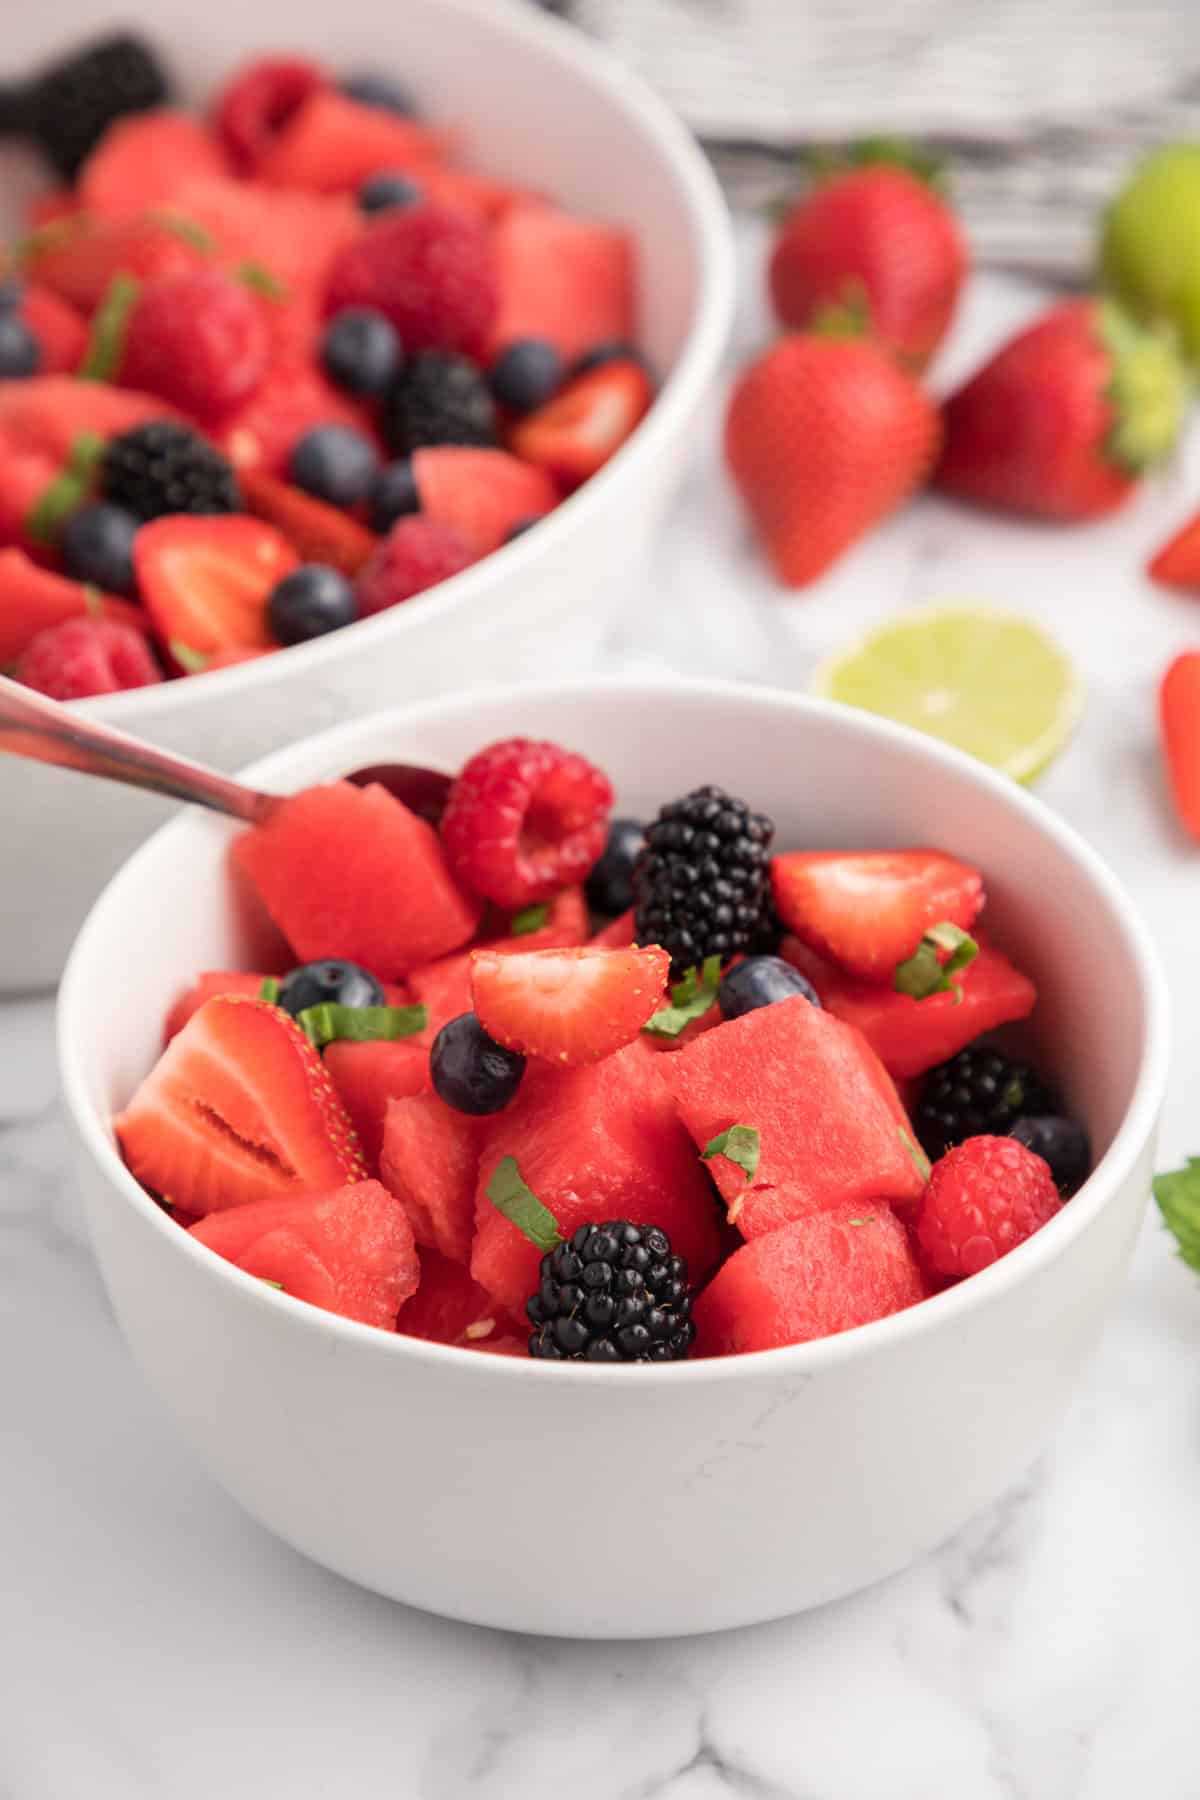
[114,735,1091,1362]
[0,33,651,698]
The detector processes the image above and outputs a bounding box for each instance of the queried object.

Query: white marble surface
[4,227,1200,1796]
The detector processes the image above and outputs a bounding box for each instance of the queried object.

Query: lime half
[813,605,1083,784]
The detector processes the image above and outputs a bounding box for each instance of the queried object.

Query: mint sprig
[1154,1159,1200,1273]
[702,1124,761,1183]
[893,923,978,1002]
[642,954,722,1040]
[169,640,211,674]
[510,902,550,936]
[25,431,107,545]
[486,1155,562,1252]
[258,977,281,1005]
[296,1002,427,1048]
[899,1125,932,1183]
[235,260,288,300]
[79,272,141,381]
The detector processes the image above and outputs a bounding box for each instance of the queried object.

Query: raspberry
[441,737,614,909]
[16,616,160,700]
[323,206,498,358]
[355,516,475,617]
[213,55,328,173]
[917,1136,1061,1280]
[121,268,271,422]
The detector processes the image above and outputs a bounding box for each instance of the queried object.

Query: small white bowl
[0,0,734,990]
[58,680,1168,1638]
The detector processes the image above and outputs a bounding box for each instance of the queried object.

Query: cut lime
[812,605,1083,783]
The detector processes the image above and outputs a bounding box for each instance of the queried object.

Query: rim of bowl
[63,0,736,725]
[58,676,1171,1388]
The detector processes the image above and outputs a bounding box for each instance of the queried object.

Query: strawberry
[323,206,498,359]
[768,151,967,371]
[470,944,670,1065]
[119,267,271,422]
[0,440,62,556]
[23,215,212,315]
[238,468,377,575]
[488,206,636,361]
[508,359,653,490]
[114,994,367,1217]
[77,110,230,219]
[411,447,557,554]
[355,517,475,616]
[133,515,298,656]
[212,55,330,174]
[259,89,451,192]
[214,356,371,476]
[724,332,939,586]
[20,286,87,374]
[1148,510,1200,591]
[1160,652,1200,842]
[15,615,161,699]
[936,298,1186,521]
[0,547,148,663]
[770,849,984,981]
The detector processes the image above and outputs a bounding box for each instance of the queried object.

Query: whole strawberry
[724,330,940,587]
[119,266,271,421]
[936,298,1186,521]
[769,148,968,371]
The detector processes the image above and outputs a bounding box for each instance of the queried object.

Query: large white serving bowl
[57,680,1168,1638]
[0,0,734,990]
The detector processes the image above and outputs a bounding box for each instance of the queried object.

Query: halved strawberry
[509,360,653,490]
[78,110,230,219]
[470,943,670,1066]
[408,886,590,1038]
[115,994,366,1216]
[0,548,147,663]
[258,89,451,192]
[134,516,298,656]
[20,286,87,374]
[412,447,557,555]
[770,849,985,982]
[23,215,212,315]
[213,55,330,174]
[189,1180,418,1328]
[1148,510,1200,592]
[238,468,378,575]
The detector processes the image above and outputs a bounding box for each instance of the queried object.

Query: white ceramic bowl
[58,680,1168,1638]
[0,0,734,990]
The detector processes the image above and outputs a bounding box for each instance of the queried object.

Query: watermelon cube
[693,1201,925,1355]
[233,782,483,979]
[323,1038,430,1174]
[189,1180,418,1329]
[412,447,557,555]
[258,90,451,191]
[590,908,635,948]
[471,1044,722,1314]
[782,935,1037,1081]
[663,995,926,1239]
[164,969,271,1043]
[488,206,636,361]
[395,1247,500,1345]
[380,1091,488,1264]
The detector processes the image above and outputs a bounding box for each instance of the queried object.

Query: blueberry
[277,959,385,1017]
[431,1012,525,1115]
[585,817,645,916]
[503,516,542,545]
[341,73,419,117]
[1009,1116,1091,1197]
[572,339,652,379]
[321,308,402,397]
[288,424,380,507]
[489,338,564,414]
[59,502,138,595]
[268,564,356,645]
[357,171,423,215]
[367,458,421,532]
[0,312,41,379]
[718,955,819,1020]
[0,278,23,312]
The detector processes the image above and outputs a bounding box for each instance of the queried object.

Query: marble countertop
[4,229,1200,1798]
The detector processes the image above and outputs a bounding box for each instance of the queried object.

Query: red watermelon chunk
[258,90,452,192]
[395,1247,499,1344]
[78,110,230,218]
[782,935,1038,1080]
[164,970,271,1044]
[694,1201,926,1356]
[590,908,636,948]
[189,1180,418,1329]
[324,1038,430,1174]
[471,1044,722,1314]
[0,548,149,664]
[22,216,211,314]
[408,886,589,1038]
[0,376,170,461]
[663,995,925,1239]
[21,286,87,373]
[489,206,636,361]
[380,1091,488,1264]
[412,448,557,555]
[173,176,360,298]
[234,782,483,979]
[215,357,373,475]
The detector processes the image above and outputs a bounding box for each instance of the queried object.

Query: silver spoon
[0,675,453,825]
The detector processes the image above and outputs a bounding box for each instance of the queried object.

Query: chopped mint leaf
[899,1125,932,1183]
[702,1124,761,1183]
[260,1278,285,1291]
[169,639,209,674]
[258,977,281,1005]
[1153,1159,1200,1274]
[235,260,288,300]
[25,431,106,545]
[486,1155,562,1252]
[79,273,141,381]
[893,922,978,1002]
[847,1215,877,1226]
[296,1002,427,1048]
[510,902,549,936]
[150,212,215,253]
[643,953,722,1039]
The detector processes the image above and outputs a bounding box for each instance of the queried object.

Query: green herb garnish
[510,902,550,936]
[702,1124,761,1183]
[486,1155,562,1252]
[25,431,106,545]
[642,954,722,1040]
[79,273,141,381]
[1154,1159,1200,1273]
[893,922,978,1002]
[258,977,281,1005]
[296,1002,427,1049]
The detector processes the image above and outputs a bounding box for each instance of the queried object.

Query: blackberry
[915,1044,1057,1162]
[382,351,496,456]
[528,1221,694,1362]
[633,785,775,977]
[22,33,170,179]
[100,422,240,523]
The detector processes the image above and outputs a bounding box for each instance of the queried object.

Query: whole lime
[1100,142,1200,361]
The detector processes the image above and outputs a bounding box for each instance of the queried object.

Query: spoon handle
[0,675,279,824]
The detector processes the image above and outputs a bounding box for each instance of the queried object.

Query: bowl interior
[62,680,1164,1346]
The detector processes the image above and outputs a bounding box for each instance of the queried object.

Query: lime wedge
[812,605,1083,783]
